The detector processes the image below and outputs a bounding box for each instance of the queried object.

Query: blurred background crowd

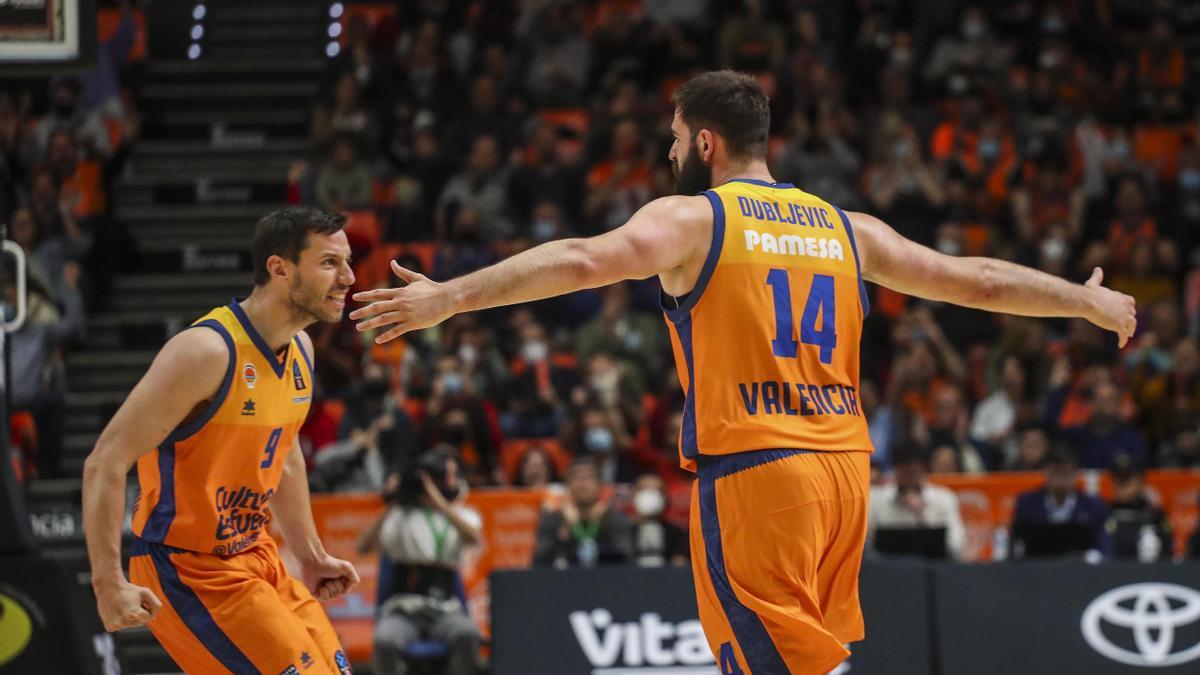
[4,1,1200,561]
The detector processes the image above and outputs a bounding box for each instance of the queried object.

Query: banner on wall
[300,488,548,661]
[932,470,1200,560]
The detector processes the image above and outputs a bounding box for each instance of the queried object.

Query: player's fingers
[351,288,399,304]
[138,588,163,616]
[355,310,406,332]
[128,606,152,626]
[375,323,410,344]
[348,298,397,320]
[1085,266,1103,287]
[344,565,361,585]
[391,260,426,283]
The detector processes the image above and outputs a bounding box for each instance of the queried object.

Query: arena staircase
[25,1,334,671]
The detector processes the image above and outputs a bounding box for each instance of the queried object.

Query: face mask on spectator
[936,237,961,257]
[458,343,478,365]
[532,219,557,242]
[978,138,1000,161]
[584,426,615,453]
[443,423,469,445]
[442,372,464,395]
[1180,169,1200,192]
[1041,238,1067,262]
[522,340,548,363]
[590,371,620,395]
[633,488,665,517]
[961,19,985,40]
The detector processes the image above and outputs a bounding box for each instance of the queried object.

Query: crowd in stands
[293,0,1200,537]
[3,2,143,482]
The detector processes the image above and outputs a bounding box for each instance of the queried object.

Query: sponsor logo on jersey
[241,399,256,416]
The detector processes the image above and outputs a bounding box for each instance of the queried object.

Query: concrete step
[205,43,322,60]
[109,290,241,314]
[205,23,327,43]
[67,350,156,369]
[140,81,320,102]
[134,138,309,156]
[115,203,272,225]
[152,107,309,140]
[145,57,324,80]
[205,4,327,22]
[127,153,296,179]
[114,271,250,293]
[114,181,287,207]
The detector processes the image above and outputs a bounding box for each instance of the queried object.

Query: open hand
[350,261,454,344]
[1083,267,1136,348]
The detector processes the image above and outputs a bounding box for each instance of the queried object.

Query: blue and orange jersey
[131,301,314,555]
[663,179,873,471]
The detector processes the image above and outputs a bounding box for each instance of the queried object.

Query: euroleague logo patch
[243,363,257,389]
[335,650,352,673]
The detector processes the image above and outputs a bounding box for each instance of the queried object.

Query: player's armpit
[87,325,231,470]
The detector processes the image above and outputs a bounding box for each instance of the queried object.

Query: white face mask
[522,340,548,363]
[633,489,665,517]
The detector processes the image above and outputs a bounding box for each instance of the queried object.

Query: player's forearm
[948,257,1097,320]
[82,452,131,588]
[446,238,604,314]
[271,446,325,565]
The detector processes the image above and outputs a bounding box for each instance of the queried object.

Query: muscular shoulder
[646,194,714,228]
[149,324,232,395]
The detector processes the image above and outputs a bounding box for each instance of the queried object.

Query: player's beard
[673,139,713,195]
[288,271,342,324]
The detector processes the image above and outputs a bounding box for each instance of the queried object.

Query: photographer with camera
[358,446,483,675]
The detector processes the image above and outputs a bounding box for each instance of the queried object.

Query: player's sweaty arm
[849,211,1137,346]
[351,195,711,342]
[82,327,229,631]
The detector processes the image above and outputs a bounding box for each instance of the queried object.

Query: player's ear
[697,129,714,161]
[265,254,289,282]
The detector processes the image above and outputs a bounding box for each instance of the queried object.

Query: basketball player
[83,206,360,674]
[351,72,1136,674]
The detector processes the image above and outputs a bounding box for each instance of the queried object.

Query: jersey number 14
[766,268,836,364]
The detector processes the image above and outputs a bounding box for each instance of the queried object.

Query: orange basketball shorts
[690,448,870,675]
[129,536,350,674]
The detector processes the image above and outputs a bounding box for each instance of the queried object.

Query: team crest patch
[335,650,352,674]
[243,363,257,389]
[292,360,306,390]
[279,666,300,675]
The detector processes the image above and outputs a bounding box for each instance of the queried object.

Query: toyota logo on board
[1080,583,1200,667]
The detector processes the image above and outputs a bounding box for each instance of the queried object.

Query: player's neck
[712,159,775,188]
[238,291,303,352]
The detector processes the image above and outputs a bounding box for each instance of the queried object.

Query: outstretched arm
[351,195,711,342]
[849,211,1137,346]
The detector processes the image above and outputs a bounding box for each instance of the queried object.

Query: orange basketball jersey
[663,179,873,470]
[132,301,314,555]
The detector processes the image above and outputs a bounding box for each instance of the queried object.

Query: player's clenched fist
[95,579,162,632]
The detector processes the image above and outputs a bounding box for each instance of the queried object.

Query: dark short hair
[672,70,770,161]
[250,206,346,286]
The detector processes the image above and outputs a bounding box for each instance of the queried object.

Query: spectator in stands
[421,354,499,486]
[867,445,967,560]
[1008,426,1053,472]
[1060,381,1146,470]
[514,444,561,490]
[534,456,632,568]
[583,117,653,233]
[442,74,515,159]
[506,121,582,223]
[520,3,589,106]
[629,473,688,567]
[970,355,1030,462]
[309,363,415,493]
[1107,456,1172,561]
[315,136,373,212]
[1010,451,1113,559]
[437,134,511,241]
[6,260,85,478]
[566,404,636,485]
[501,320,576,438]
[774,105,862,210]
[917,383,986,472]
[8,205,89,303]
[575,282,665,380]
[29,79,111,160]
[359,447,482,675]
[311,72,378,148]
[45,129,106,221]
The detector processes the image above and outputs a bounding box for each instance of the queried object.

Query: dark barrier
[0,554,113,674]
[491,561,930,675]
[933,562,1200,674]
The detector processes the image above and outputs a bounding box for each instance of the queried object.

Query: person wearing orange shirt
[82,207,360,674]
[353,71,1135,674]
